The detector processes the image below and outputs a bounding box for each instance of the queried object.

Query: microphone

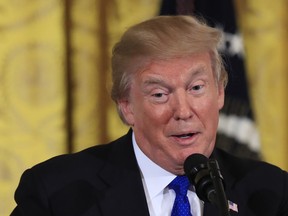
[184,153,230,216]
[184,154,215,202]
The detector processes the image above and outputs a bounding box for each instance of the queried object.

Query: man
[11,15,288,216]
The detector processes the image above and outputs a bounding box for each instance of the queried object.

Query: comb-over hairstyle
[111,15,228,124]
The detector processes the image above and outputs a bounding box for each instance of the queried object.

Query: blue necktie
[169,175,192,216]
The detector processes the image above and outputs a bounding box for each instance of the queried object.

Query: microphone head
[184,153,207,170]
[184,153,213,202]
[184,153,208,180]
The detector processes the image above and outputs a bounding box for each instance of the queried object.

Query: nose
[173,91,193,121]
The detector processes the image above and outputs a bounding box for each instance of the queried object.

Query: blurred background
[0,0,287,215]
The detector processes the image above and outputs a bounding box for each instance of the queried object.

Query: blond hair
[111,15,228,123]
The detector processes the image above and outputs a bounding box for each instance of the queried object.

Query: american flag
[228,200,238,212]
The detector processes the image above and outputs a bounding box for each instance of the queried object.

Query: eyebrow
[143,77,166,86]
[142,66,208,87]
[142,76,175,93]
[189,67,208,80]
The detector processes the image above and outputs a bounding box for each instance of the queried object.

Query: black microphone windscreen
[184,153,208,175]
[184,154,213,202]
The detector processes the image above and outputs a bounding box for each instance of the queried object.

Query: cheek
[134,102,173,127]
[129,87,172,128]
[197,97,220,123]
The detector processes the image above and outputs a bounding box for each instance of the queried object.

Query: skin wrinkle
[119,52,224,175]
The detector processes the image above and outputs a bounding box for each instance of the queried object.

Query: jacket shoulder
[215,148,288,215]
[215,148,286,179]
[38,133,127,170]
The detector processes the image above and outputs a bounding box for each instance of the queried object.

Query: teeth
[177,133,193,138]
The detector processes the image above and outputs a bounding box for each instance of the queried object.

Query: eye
[192,84,204,91]
[189,81,205,95]
[150,91,169,103]
[152,93,165,98]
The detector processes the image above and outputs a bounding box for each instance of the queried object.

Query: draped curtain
[0,0,160,215]
[0,0,287,215]
[236,0,288,170]
[0,1,67,214]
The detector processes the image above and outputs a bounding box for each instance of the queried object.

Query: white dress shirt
[132,132,204,216]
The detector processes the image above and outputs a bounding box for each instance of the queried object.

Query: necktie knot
[169,175,192,216]
[169,175,190,196]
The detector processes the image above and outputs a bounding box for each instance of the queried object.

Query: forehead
[135,52,214,82]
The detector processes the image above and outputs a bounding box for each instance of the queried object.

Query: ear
[217,83,225,110]
[118,99,135,126]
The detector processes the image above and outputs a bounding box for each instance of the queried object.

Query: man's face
[119,52,224,174]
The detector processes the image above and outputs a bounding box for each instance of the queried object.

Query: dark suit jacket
[11,130,288,216]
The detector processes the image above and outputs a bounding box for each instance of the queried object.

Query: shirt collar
[132,132,176,199]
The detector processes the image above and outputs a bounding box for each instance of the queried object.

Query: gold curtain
[236,0,288,171]
[71,0,161,152]
[0,0,160,215]
[0,1,67,215]
[1,0,288,215]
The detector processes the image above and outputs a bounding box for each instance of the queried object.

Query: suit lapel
[93,134,242,216]
[97,130,150,216]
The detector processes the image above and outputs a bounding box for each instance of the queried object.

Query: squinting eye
[153,93,164,98]
[150,91,168,103]
[192,85,203,91]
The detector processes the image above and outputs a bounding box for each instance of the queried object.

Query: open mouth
[173,133,195,139]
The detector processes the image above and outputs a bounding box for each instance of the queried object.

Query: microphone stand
[207,159,231,216]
